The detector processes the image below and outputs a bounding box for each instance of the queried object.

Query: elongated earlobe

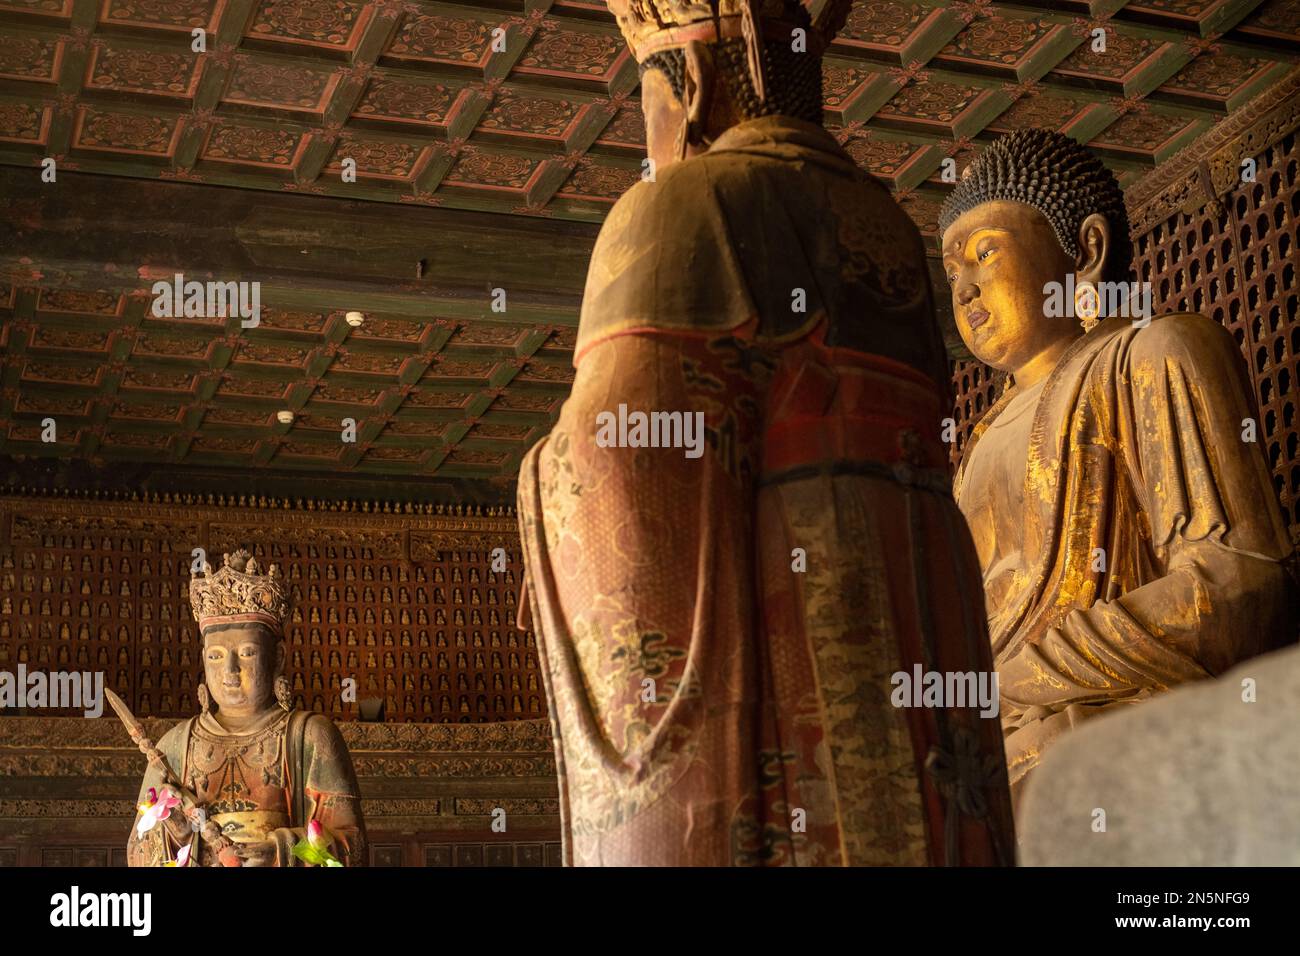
[1075,213,1111,286]
[682,40,714,148]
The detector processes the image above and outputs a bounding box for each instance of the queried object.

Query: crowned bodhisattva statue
[124,550,367,866]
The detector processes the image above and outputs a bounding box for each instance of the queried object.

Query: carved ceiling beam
[1126,64,1300,237]
[0,167,596,323]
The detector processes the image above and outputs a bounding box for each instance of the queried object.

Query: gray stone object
[1019,643,1300,866]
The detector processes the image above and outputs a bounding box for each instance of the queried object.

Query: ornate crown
[606,0,853,61]
[190,549,290,635]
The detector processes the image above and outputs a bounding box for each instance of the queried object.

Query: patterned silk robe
[127,709,366,866]
[518,115,1015,865]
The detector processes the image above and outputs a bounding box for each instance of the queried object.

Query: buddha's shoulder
[595,159,737,255]
[603,156,726,218]
[1124,311,1238,363]
[607,144,862,215]
[600,152,891,256]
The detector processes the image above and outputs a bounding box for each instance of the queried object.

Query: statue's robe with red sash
[127,709,366,866]
[517,115,1015,865]
[953,312,1298,807]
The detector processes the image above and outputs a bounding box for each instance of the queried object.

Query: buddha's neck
[1012,333,1080,391]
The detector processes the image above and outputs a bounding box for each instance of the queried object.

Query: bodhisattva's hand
[230,841,278,867]
[161,808,195,844]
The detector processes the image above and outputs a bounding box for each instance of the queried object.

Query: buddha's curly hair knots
[938,128,1133,281]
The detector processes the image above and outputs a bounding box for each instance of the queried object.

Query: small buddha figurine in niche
[939,128,1298,808]
[126,550,367,866]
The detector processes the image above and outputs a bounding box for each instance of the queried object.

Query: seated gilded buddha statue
[939,128,1298,809]
[127,550,366,866]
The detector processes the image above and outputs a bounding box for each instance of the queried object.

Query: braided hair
[638,31,823,126]
[938,128,1133,281]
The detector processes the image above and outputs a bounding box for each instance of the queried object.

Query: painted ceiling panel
[0,0,1289,229]
[0,0,1296,482]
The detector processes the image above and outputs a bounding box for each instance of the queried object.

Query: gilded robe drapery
[517,116,1015,866]
[127,709,366,866]
[954,311,1298,803]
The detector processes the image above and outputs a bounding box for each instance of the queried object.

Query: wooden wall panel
[0,717,562,867]
[0,492,542,724]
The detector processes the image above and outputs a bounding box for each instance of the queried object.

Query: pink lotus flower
[163,843,192,868]
[136,786,181,839]
[293,820,342,867]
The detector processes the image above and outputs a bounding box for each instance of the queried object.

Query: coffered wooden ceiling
[0,0,1297,484]
[1,0,1296,225]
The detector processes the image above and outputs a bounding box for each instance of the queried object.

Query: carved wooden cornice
[0,487,523,557]
[0,796,562,823]
[0,485,517,520]
[1126,66,1300,238]
[341,718,552,753]
[0,716,558,799]
[0,716,552,759]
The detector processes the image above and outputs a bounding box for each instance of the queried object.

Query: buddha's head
[202,622,284,719]
[938,128,1133,374]
[613,0,844,172]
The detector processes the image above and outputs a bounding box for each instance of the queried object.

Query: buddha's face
[941,199,1078,373]
[203,625,281,719]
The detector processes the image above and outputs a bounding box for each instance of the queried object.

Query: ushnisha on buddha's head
[611,0,850,171]
[189,549,290,724]
[938,128,1134,379]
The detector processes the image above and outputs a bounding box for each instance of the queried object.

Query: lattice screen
[1133,131,1299,535]
[949,359,1006,469]
[948,130,1299,544]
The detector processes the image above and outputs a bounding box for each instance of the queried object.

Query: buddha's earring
[1075,280,1100,332]
[275,675,292,712]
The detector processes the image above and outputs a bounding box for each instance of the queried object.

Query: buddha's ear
[682,40,714,146]
[1075,212,1110,286]
[274,639,286,675]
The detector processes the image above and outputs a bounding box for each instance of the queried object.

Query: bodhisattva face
[203,624,283,724]
[941,199,1083,377]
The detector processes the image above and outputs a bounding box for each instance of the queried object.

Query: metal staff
[104,687,234,860]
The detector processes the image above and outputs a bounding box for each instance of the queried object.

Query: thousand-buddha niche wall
[0,493,540,723]
[0,492,563,867]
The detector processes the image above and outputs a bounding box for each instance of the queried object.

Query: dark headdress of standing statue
[126,550,366,866]
[517,0,1015,865]
[939,128,1298,811]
